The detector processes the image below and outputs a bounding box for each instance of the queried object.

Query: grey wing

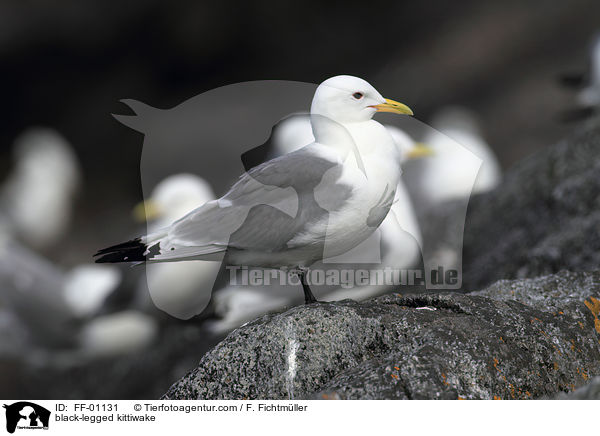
[149,146,348,259]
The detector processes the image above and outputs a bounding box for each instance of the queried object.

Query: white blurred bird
[133,174,215,226]
[208,285,291,334]
[1,128,81,249]
[578,34,600,108]
[407,107,501,210]
[560,33,600,119]
[133,174,221,319]
[62,264,122,318]
[78,310,158,358]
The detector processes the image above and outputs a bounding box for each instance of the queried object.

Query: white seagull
[406,107,501,211]
[96,75,413,304]
[133,174,221,319]
[1,128,81,249]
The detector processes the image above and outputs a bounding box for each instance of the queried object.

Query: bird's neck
[310,114,357,158]
[343,120,398,157]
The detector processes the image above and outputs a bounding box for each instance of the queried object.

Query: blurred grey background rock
[461,116,600,289]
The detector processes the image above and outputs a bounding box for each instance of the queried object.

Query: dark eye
[352,92,363,99]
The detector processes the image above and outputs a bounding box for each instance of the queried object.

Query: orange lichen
[493,358,500,371]
[394,366,400,371]
[583,297,600,333]
[441,372,449,386]
[491,357,523,398]
[493,396,502,400]
[499,336,504,343]
[577,368,589,380]
[390,373,399,380]
[558,311,564,315]
[457,396,466,400]
[553,362,559,371]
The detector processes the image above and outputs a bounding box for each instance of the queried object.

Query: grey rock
[461,116,600,289]
[163,281,600,400]
[471,270,600,325]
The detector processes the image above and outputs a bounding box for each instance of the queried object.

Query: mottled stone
[163,276,600,400]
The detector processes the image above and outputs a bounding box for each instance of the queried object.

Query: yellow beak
[406,142,434,159]
[372,98,414,116]
[132,199,163,222]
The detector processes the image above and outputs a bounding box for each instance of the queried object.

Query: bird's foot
[290,268,320,304]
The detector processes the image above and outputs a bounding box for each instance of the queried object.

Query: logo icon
[3,402,50,434]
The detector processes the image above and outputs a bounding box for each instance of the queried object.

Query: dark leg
[298,270,318,304]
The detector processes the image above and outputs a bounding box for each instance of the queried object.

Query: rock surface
[472,271,600,329]
[163,272,600,400]
[461,116,600,289]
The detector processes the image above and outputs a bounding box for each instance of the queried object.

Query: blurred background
[1,0,599,399]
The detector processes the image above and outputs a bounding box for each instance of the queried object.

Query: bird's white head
[134,173,214,222]
[310,75,413,124]
[386,126,433,163]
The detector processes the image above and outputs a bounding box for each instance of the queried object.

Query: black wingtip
[94,238,148,263]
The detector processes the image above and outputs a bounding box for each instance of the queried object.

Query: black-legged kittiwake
[95,75,414,305]
[404,107,501,213]
[1,128,81,249]
[133,174,221,319]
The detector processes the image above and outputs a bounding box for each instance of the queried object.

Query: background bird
[133,173,221,320]
[403,107,501,217]
[559,32,600,120]
[0,128,81,250]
